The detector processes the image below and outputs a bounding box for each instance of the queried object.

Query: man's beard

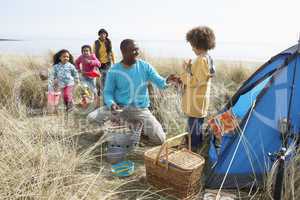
[126,58,137,65]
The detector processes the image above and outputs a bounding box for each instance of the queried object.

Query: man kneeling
[87,39,177,145]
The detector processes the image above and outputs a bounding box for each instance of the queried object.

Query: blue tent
[206,43,300,189]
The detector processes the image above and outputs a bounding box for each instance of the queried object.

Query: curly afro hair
[53,49,74,65]
[186,26,216,50]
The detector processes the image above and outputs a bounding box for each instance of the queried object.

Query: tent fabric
[206,44,300,189]
[280,44,299,54]
[231,77,270,118]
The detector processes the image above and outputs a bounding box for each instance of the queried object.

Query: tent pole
[216,100,256,200]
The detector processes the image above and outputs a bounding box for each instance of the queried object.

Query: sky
[0,0,299,60]
[1,0,299,42]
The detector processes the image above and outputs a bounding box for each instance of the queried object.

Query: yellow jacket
[180,55,212,118]
[93,40,115,64]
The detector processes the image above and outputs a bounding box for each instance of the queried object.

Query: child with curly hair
[48,49,79,112]
[180,26,216,152]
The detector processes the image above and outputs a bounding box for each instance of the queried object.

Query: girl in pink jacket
[75,45,101,106]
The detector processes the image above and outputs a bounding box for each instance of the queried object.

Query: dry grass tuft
[0,108,105,199]
[0,54,50,112]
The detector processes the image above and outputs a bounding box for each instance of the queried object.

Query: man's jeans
[87,106,166,145]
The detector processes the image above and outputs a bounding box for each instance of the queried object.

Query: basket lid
[144,147,205,171]
[168,149,205,170]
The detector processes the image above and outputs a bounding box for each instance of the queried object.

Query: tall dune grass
[0,54,50,114]
[0,53,298,199]
[0,107,101,199]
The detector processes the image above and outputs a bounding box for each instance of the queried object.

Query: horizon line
[0,38,22,41]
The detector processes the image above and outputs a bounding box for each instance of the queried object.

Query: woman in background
[93,28,115,98]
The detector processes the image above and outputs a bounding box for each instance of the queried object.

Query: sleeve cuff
[105,100,115,109]
[160,78,168,89]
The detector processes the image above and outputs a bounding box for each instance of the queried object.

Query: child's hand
[84,58,91,64]
[53,79,59,85]
[53,86,59,92]
[183,59,193,75]
[52,79,59,90]
[182,59,192,70]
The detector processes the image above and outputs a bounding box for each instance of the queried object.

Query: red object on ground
[84,70,101,78]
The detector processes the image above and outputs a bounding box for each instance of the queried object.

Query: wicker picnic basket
[144,132,205,199]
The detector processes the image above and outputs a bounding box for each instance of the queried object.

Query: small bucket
[106,146,127,164]
[47,91,61,106]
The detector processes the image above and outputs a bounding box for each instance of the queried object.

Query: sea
[0,38,293,63]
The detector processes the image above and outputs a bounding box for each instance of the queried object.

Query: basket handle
[154,132,191,168]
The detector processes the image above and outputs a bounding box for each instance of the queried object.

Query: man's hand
[166,74,183,90]
[166,74,177,83]
[110,103,122,125]
[166,74,182,84]
[111,103,120,111]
